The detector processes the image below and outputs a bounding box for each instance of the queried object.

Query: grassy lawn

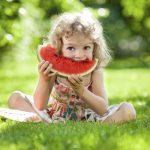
[0,56,150,150]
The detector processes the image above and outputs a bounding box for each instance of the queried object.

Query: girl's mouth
[73,57,87,61]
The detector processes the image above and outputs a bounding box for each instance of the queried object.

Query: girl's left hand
[67,75,85,97]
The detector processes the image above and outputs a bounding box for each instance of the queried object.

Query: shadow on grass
[0,118,149,150]
[0,95,150,149]
[0,120,121,150]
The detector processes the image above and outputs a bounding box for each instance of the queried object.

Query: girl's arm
[33,60,57,110]
[68,68,108,116]
[82,68,108,115]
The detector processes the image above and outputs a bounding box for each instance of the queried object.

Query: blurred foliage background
[0,0,150,66]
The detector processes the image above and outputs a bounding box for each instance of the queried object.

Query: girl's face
[62,33,94,61]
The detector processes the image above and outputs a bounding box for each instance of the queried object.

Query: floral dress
[0,77,121,123]
[44,77,121,123]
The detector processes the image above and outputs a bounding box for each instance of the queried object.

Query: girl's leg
[103,102,136,124]
[8,91,43,122]
[8,91,52,123]
[8,91,35,112]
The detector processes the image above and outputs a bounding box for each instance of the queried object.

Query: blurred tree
[0,0,150,62]
[0,0,83,61]
[81,0,150,58]
[0,0,22,61]
[120,0,150,56]
[39,0,83,18]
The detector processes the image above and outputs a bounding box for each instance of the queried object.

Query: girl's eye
[84,46,91,50]
[67,47,75,51]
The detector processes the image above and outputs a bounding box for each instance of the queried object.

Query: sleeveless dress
[41,77,121,123]
[0,77,121,123]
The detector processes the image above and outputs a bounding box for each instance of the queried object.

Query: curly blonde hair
[43,12,111,68]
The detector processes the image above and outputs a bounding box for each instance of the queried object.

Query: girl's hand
[67,75,85,97]
[38,60,57,81]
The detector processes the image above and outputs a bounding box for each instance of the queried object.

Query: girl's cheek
[62,49,67,56]
[63,51,74,58]
[85,52,93,60]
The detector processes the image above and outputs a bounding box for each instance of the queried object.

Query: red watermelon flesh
[38,45,98,77]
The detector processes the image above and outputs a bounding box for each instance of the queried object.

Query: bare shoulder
[91,68,108,103]
[91,68,105,93]
[92,67,104,79]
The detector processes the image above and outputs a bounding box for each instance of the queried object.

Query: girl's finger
[43,64,52,75]
[48,72,57,77]
[71,75,82,84]
[38,60,45,69]
[68,76,78,86]
[78,75,83,82]
[39,61,49,72]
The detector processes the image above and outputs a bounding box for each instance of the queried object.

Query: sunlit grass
[0,55,150,150]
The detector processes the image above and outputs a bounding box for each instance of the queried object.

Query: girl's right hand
[38,60,57,81]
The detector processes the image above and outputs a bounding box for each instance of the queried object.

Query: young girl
[7,12,136,123]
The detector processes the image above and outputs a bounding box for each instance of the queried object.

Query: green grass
[0,57,150,150]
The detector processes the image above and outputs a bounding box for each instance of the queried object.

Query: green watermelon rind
[36,46,98,78]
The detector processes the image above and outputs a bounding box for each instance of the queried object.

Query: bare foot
[24,114,42,122]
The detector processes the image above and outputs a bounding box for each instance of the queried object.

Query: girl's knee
[8,91,25,108]
[120,102,136,121]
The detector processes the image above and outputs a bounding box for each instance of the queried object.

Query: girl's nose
[75,50,83,57]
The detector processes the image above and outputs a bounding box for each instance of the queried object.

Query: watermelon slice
[37,45,98,77]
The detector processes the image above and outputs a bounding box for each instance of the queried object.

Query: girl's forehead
[62,33,93,45]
